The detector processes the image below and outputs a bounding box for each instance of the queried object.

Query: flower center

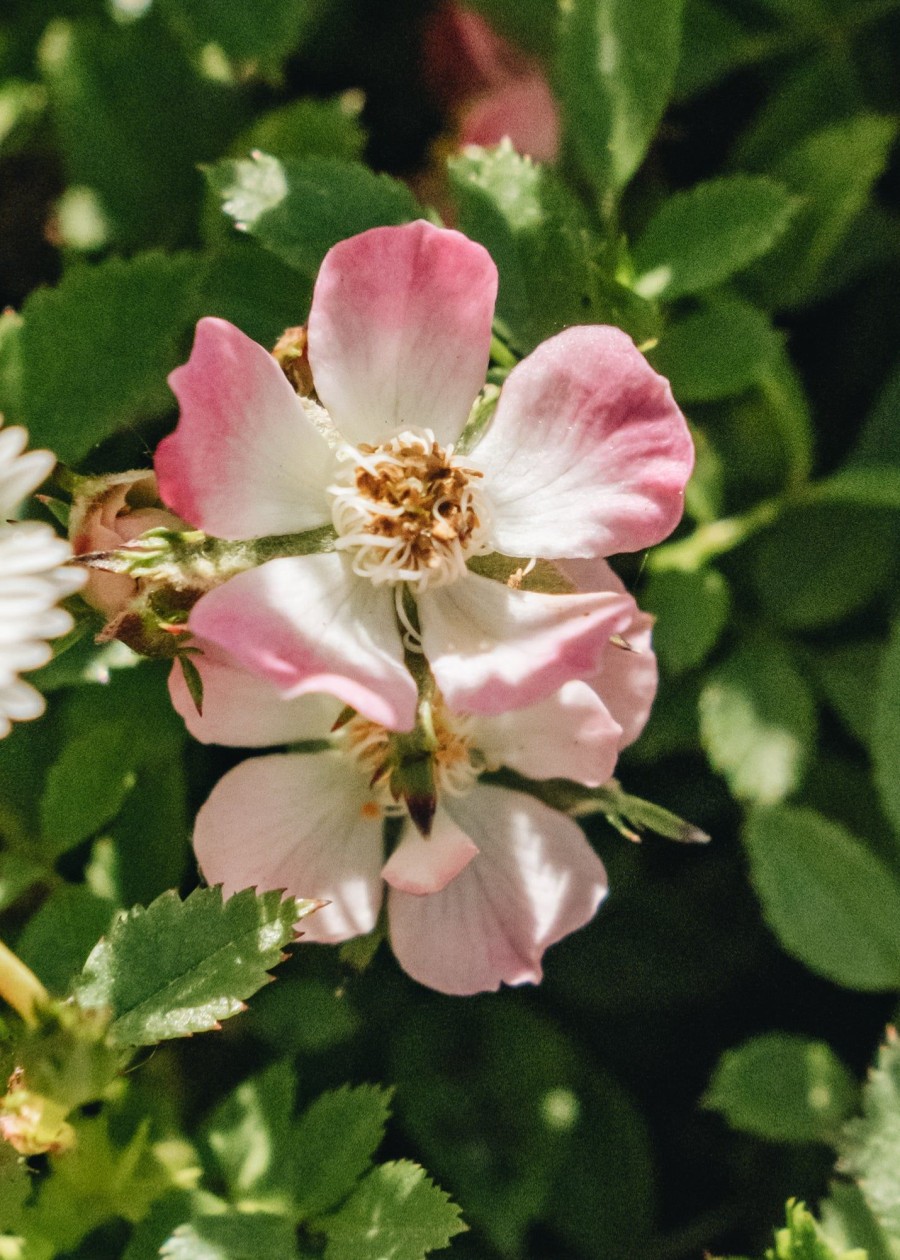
[336,696,482,811]
[328,428,491,590]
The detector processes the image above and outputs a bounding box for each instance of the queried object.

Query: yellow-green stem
[0,938,48,1026]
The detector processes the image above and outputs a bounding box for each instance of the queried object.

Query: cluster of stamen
[329,429,490,590]
[335,695,483,818]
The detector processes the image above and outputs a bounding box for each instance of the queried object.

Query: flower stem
[0,939,48,1026]
[649,497,783,572]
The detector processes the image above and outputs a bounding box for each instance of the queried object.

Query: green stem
[0,939,48,1026]
[489,333,518,370]
[649,497,783,572]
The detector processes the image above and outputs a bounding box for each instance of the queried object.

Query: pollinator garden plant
[0,0,899,1257]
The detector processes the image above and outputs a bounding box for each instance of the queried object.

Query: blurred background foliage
[1,0,899,1256]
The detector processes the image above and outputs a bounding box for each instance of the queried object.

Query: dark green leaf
[744,806,900,990]
[467,0,559,56]
[873,618,900,838]
[292,1084,393,1220]
[160,0,314,67]
[750,505,898,630]
[633,176,795,299]
[17,883,117,994]
[202,1060,296,1207]
[236,97,366,165]
[650,298,783,402]
[558,0,685,193]
[640,567,730,675]
[849,360,900,470]
[161,1212,300,1260]
[743,114,898,309]
[40,721,138,857]
[704,1033,858,1143]
[39,14,241,249]
[73,887,317,1046]
[838,1031,900,1239]
[812,641,884,748]
[19,252,204,464]
[209,153,420,278]
[699,638,816,804]
[322,1161,465,1260]
[449,141,658,352]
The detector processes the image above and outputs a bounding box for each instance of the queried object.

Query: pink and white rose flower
[169,556,656,995]
[155,220,691,733]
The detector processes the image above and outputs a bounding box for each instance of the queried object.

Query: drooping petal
[418,569,634,715]
[472,680,621,786]
[168,643,341,747]
[307,221,497,447]
[193,752,383,943]
[156,318,334,539]
[388,784,607,994]
[189,553,417,732]
[557,558,658,748]
[381,808,479,894]
[472,325,693,557]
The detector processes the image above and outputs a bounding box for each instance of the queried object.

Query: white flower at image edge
[0,421,85,737]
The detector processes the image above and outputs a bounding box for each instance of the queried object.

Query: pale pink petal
[188,554,417,732]
[388,784,607,994]
[193,752,383,943]
[417,570,634,715]
[557,558,658,748]
[168,643,341,747]
[381,808,479,894]
[156,318,333,539]
[461,76,561,163]
[472,680,621,786]
[306,221,497,447]
[473,325,693,557]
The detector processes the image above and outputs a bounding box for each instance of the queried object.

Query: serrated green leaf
[839,1031,900,1239]
[161,1211,299,1260]
[73,887,315,1047]
[201,1060,296,1208]
[705,1033,858,1144]
[209,152,420,278]
[448,141,656,352]
[292,1084,393,1220]
[634,176,795,299]
[558,0,684,193]
[744,806,900,990]
[743,114,898,309]
[650,298,783,402]
[873,619,900,839]
[322,1161,465,1260]
[19,252,204,464]
[39,721,138,857]
[699,638,816,804]
[641,567,730,675]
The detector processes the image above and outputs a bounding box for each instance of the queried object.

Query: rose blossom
[423,2,560,161]
[155,220,691,732]
[0,420,85,737]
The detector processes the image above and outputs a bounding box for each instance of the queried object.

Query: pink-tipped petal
[418,570,634,715]
[189,554,417,732]
[473,325,693,558]
[473,680,622,786]
[381,808,479,895]
[558,558,658,748]
[307,221,497,447]
[461,76,561,163]
[388,784,607,994]
[168,644,341,747]
[156,318,333,539]
[193,752,383,943]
